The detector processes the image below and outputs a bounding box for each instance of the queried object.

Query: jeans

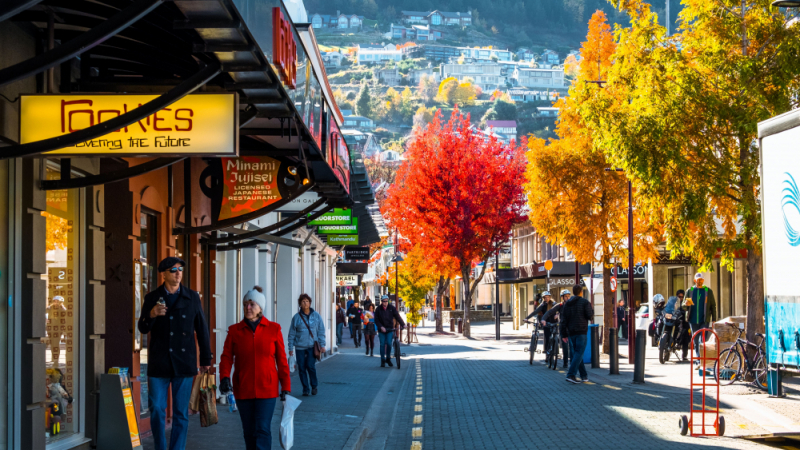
[237,398,277,450]
[336,323,343,345]
[148,376,193,450]
[352,323,363,346]
[378,331,394,362]
[295,348,318,394]
[566,334,588,379]
[349,322,354,337]
[690,322,709,357]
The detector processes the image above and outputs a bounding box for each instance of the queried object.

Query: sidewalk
[140,337,405,450]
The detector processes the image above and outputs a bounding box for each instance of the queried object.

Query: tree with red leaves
[383,110,527,337]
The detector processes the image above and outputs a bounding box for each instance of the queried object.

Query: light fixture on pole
[772,0,800,7]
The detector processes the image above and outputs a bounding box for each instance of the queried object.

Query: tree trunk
[745,246,764,343]
[434,276,449,333]
[462,267,472,337]
[602,259,614,354]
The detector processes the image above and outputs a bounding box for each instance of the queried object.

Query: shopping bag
[189,374,203,412]
[279,395,302,449]
[288,354,297,374]
[198,373,219,427]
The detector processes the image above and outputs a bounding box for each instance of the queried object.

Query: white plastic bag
[288,354,296,374]
[280,395,301,450]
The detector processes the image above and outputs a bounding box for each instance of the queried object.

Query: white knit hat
[243,286,266,314]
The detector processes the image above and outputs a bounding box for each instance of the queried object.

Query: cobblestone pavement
[142,322,797,450]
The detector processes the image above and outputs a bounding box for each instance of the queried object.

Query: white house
[513,67,566,89]
[537,107,559,117]
[485,120,517,136]
[460,47,512,62]
[440,62,503,91]
[356,44,402,64]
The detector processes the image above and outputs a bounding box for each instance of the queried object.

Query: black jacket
[540,302,564,325]
[560,296,594,338]
[527,301,552,320]
[347,306,364,327]
[336,307,346,325]
[375,304,405,331]
[138,284,212,378]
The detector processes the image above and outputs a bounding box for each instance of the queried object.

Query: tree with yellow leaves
[524,11,660,352]
[436,77,477,106]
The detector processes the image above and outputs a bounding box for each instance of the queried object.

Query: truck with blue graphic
[758,110,800,378]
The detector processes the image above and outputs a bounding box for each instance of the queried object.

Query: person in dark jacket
[137,257,212,450]
[375,295,405,367]
[335,303,346,346]
[560,285,594,384]
[540,290,572,368]
[682,273,718,360]
[219,287,290,450]
[526,291,554,350]
[347,300,364,348]
[617,300,628,339]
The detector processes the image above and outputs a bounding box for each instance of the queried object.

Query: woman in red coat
[220,286,291,450]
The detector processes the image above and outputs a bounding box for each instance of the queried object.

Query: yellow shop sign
[20,93,238,156]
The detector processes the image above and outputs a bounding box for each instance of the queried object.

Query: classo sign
[20,93,238,156]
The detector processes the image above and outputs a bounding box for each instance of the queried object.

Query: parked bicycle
[546,324,561,370]
[393,326,403,369]
[713,323,768,390]
[523,319,541,365]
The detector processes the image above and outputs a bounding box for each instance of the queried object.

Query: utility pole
[495,247,500,340]
[627,180,635,363]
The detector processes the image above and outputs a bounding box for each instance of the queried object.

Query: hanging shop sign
[344,246,370,260]
[19,93,238,156]
[611,264,647,279]
[317,217,358,234]
[309,208,351,225]
[218,156,282,221]
[275,191,322,212]
[336,275,359,286]
[328,234,359,245]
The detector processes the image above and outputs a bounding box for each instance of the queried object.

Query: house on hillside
[460,47,512,62]
[540,49,560,66]
[507,89,541,103]
[356,44,402,64]
[378,68,401,85]
[380,150,404,163]
[486,120,517,136]
[516,47,535,61]
[337,13,362,29]
[408,67,438,84]
[342,115,375,131]
[536,107,559,117]
[389,24,439,41]
[322,51,344,67]
[513,67,566,89]
[440,62,503,91]
[401,10,472,27]
[402,44,460,61]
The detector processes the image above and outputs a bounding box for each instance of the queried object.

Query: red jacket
[220,317,291,400]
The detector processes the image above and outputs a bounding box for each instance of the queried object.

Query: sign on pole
[610,276,618,292]
[309,208,352,225]
[328,234,359,245]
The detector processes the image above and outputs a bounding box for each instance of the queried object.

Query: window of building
[44,167,81,444]
[431,14,441,25]
[669,267,685,296]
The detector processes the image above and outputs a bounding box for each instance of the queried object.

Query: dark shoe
[387,360,394,367]
[370,349,374,357]
[566,376,580,384]
[312,387,317,395]
[381,361,386,367]
[302,392,310,396]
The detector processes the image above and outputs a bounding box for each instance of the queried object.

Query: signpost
[309,208,352,225]
[544,259,553,291]
[344,246,370,260]
[317,217,358,234]
[336,275,358,286]
[328,234,358,245]
[610,276,617,292]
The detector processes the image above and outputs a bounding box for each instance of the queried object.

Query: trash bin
[457,318,463,333]
[584,324,599,364]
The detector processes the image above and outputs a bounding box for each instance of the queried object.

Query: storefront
[0,0,377,448]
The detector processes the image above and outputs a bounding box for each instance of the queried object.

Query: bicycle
[523,319,540,365]
[546,324,561,370]
[713,323,768,390]
[394,326,402,369]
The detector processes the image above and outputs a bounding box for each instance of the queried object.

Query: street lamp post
[606,168,636,364]
[495,247,501,340]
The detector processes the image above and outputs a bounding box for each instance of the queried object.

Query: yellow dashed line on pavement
[412,427,422,438]
[635,392,665,399]
[416,397,422,402]
[583,382,596,385]
[410,441,422,450]
[414,415,422,424]
[602,384,622,390]
[558,370,565,374]
[415,405,422,411]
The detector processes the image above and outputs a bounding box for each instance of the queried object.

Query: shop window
[44,168,80,443]
[669,267,685,296]
[138,211,158,418]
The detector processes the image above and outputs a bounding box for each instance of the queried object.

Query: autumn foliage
[383,109,527,336]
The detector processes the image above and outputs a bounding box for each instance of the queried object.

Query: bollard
[457,318,463,334]
[450,318,455,332]
[609,328,619,375]
[591,326,600,369]
[633,329,646,384]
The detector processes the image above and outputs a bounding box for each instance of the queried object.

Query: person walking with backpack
[219,287,290,450]
[375,295,405,367]
[682,273,717,360]
[288,294,326,396]
[560,285,594,384]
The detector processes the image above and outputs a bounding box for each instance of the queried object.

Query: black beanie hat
[158,256,186,272]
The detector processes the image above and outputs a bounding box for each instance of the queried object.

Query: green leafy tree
[482,98,517,122]
[356,83,373,118]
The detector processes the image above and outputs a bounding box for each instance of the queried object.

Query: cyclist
[540,289,572,368]
[526,291,554,351]
[375,295,405,368]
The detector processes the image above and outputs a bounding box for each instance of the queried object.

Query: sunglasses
[168,267,184,273]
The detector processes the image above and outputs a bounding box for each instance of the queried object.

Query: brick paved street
[142,322,798,450]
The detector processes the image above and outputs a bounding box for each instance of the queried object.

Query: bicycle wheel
[530,334,538,365]
[394,338,401,369]
[751,355,768,390]
[714,348,742,385]
[551,337,560,371]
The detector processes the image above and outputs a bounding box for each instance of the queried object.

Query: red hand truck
[680,328,725,437]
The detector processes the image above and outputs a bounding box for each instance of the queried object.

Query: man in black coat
[374,295,405,367]
[560,285,594,384]
[138,257,212,450]
[347,300,364,348]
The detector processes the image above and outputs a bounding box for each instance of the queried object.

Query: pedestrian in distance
[348,300,364,348]
[682,273,717,361]
[363,304,377,356]
[561,285,594,384]
[137,256,212,450]
[219,287,290,450]
[346,296,355,337]
[288,293,326,396]
[617,299,628,340]
[335,303,346,346]
[375,295,405,367]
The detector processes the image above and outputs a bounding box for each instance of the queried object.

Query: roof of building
[401,10,431,16]
[343,115,373,122]
[486,120,517,128]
